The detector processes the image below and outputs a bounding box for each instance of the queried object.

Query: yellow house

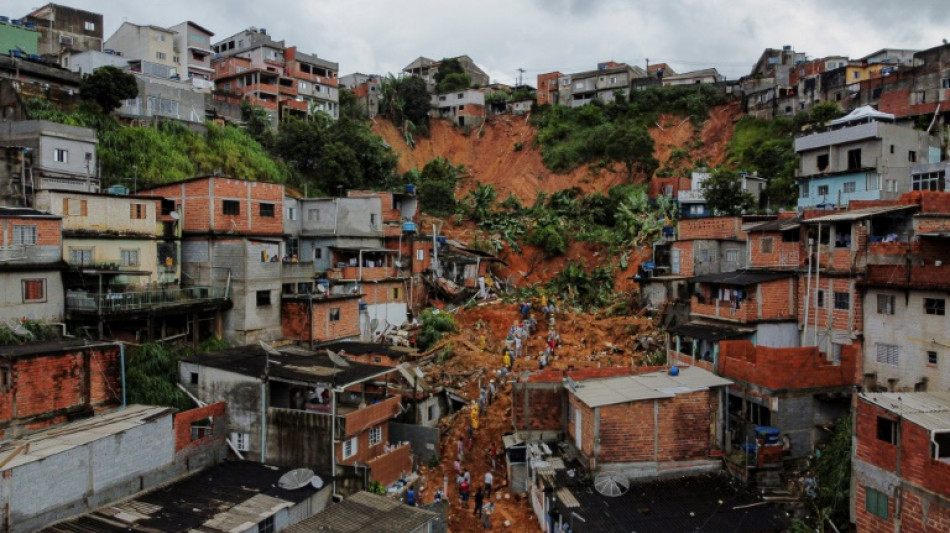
[34,190,176,287]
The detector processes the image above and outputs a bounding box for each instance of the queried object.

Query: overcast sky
[8,0,950,84]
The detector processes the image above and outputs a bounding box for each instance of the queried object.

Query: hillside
[372,100,743,204]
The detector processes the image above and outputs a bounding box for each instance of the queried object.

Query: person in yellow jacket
[503,351,512,370]
[470,403,479,430]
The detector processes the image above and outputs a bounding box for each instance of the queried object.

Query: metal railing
[66,285,228,313]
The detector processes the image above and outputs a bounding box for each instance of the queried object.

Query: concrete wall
[388,422,439,466]
[0,121,97,179]
[0,270,64,323]
[864,288,949,391]
[0,405,226,533]
[182,362,264,460]
[104,23,177,71]
[120,75,208,123]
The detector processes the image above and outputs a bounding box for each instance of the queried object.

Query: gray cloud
[6,0,946,83]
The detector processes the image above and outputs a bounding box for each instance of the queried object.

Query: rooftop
[669,321,755,342]
[41,461,321,533]
[803,204,917,223]
[183,344,396,387]
[569,366,731,408]
[0,405,171,473]
[0,339,119,360]
[0,206,61,219]
[860,391,950,431]
[284,491,436,533]
[746,217,802,233]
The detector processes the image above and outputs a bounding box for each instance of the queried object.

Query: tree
[380,75,431,137]
[79,66,138,113]
[413,157,464,216]
[604,121,659,182]
[434,58,470,93]
[701,169,755,216]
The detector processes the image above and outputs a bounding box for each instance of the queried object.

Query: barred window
[875,343,899,366]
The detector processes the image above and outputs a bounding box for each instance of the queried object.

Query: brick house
[141,177,285,344]
[431,89,486,128]
[563,366,731,476]
[0,206,65,324]
[281,293,362,343]
[536,71,562,106]
[853,392,950,533]
[180,344,412,491]
[0,339,121,440]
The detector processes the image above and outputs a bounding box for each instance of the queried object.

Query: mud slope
[372,101,742,204]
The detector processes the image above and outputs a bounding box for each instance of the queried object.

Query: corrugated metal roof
[284,491,437,533]
[747,217,802,233]
[804,205,917,224]
[668,321,754,342]
[571,367,732,408]
[556,488,581,508]
[860,391,950,431]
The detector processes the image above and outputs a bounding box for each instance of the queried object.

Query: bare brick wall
[719,340,858,390]
[0,217,61,246]
[173,401,226,453]
[145,177,284,235]
[671,241,693,276]
[0,344,120,438]
[512,382,562,432]
[798,276,861,334]
[367,443,412,487]
[748,231,801,268]
[678,217,745,241]
[282,298,360,342]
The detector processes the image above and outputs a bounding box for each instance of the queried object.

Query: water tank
[669,365,680,376]
[0,16,9,23]
[404,183,416,194]
[358,302,367,310]
[402,222,416,233]
[756,426,781,445]
[24,22,36,30]
[11,19,22,26]
[104,49,115,55]
[105,185,130,196]
[437,236,447,245]
[782,45,792,51]
[260,28,267,35]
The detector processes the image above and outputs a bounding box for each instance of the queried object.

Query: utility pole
[516,68,525,87]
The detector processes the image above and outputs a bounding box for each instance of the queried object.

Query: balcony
[332,265,397,281]
[281,261,315,280]
[340,394,402,438]
[66,286,228,315]
[691,296,758,323]
[794,120,880,152]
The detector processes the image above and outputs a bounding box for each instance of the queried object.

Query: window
[230,432,249,452]
[913,170,946,191]
[22,279,46,303]
[259,516,275,533]
[70,248,93,265]
[259,203,275,217]
[725,250,739,263]
[876,343,899,366]
[458,105,464,111]
[835,223,851,248]
[285,238,299,258]
[256,290,271,306]
[130,203,146,219]
[816,154,829,171]
[925,298,946,316]
[928,350,938,366]
[286,207,297,220]
[156,52,167,61]
[53,148,68,163]
[157,33,166,42]
[64,198,88,216]
[84,21,95,31]
[369,425,382,446]
[782,229,800,242]
[877,417,897,444]
[833,291,850,310]
[392,287,400,299]
[417,249,424,261]
[817,185,829,196]
[120,249,140,267]
[330,307,341,321]
[308,209,320,221]
[944,78,950,90]
[865,487,889,519]
[12,225,37,245]
[853,71,861,80]
[800,182,809,198]
[223,200,240,215]
[314,247,323,259]
[190,372,199,385]
[909,150,917,163]
[816,290,825,308]
[370,214,377,226]
[934,432,950,460]
[847,148,862,170]
[457,93,464,98]
[760,237,773,254]
[342,436,357,459]
[843,182,856,193]
[876,294,895,314]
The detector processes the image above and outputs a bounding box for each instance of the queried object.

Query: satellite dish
[169,211,180,220]
[310,475,324,489]
[278,468,315,490]
[594,471,630,497]
[260,340,282,357]
[327,349,351,368]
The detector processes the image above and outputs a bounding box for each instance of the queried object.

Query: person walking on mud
[473,487,484,517]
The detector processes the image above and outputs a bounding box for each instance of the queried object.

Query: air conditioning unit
[59,35,74,46]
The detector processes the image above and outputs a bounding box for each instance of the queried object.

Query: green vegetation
[125,337,229,410]
[549,260,615,309]
[0,319,60,346]
[700,168,755,215]
[791,415,852,533]
[416,309,458,351]
[434,57,471,93]
[380,75,431,140]
[408,157,466,217]
[78,65,138,113]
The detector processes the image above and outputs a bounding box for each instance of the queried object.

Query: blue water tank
[24,22,36,30]
[358,302,367,310]
[402,222,416,233]
[0,16,9,23]
[405,183,416,194]
[669,365,680,376]
[755,426,781,444]
[437,236,447,245]
[11,19,22,26]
